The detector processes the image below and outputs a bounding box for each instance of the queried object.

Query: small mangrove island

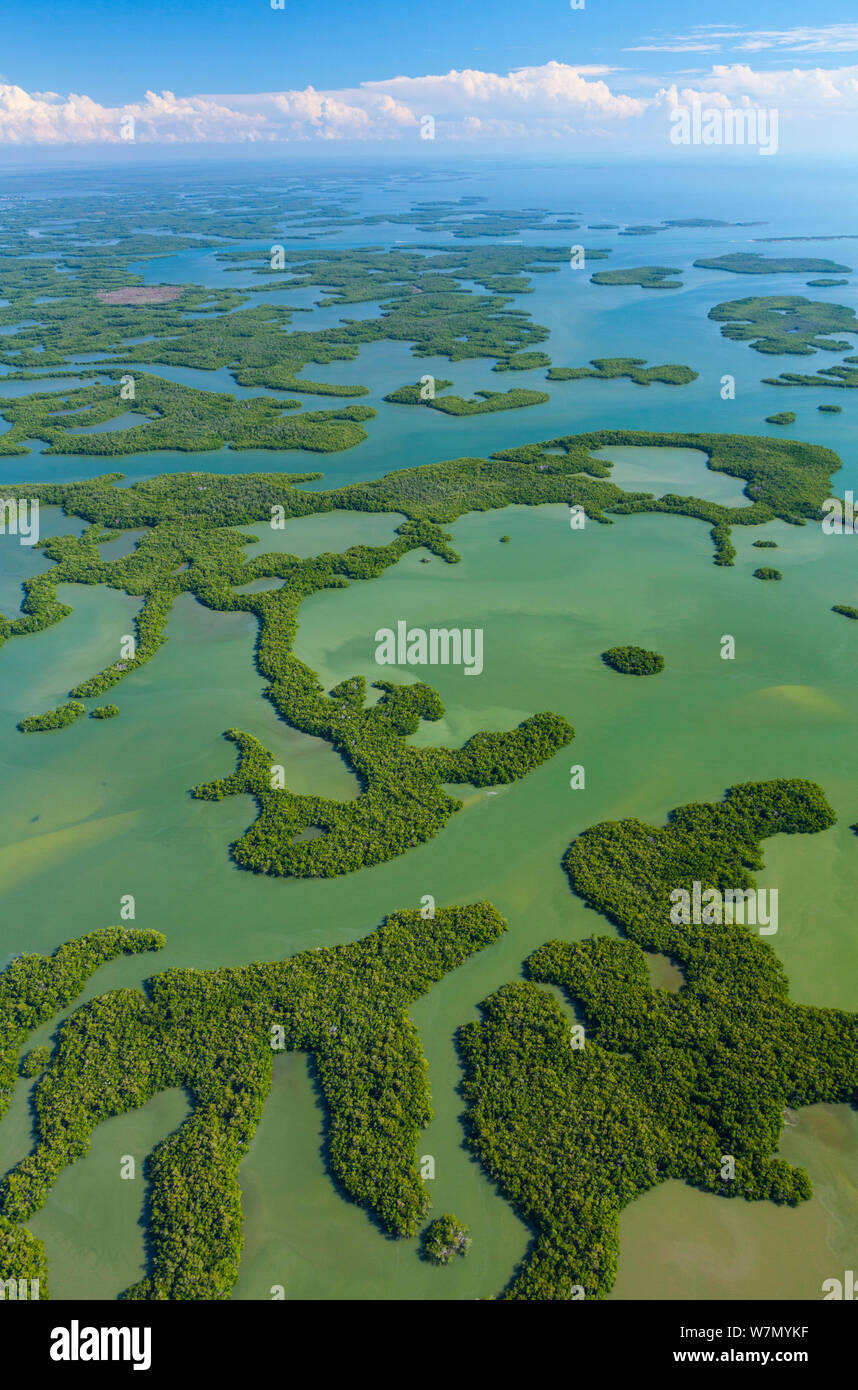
[602,646,664,675]
[422,1216,472,1265]
[590,267,682,290]
[547,358,697,387]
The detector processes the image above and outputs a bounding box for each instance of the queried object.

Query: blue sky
[2,3,858,154]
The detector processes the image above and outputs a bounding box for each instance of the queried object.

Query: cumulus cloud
[1,57,857,148]
[656,62,858,109]
[361,62,644,119]
[0,85,269,144]
[0,63,646,145]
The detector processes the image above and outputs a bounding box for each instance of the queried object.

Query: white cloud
[1,57,858,149]
[0,86,269,144]
[668,62,858,106]
[361,62,644,120]
[0,63,647,145]
[629,25,858,55]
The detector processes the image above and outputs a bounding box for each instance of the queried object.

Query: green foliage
[0,1219,48,1298]
[819,404,843,412]
[383,379,454,403]
[832,604,858,620]
[19,1047,52,1078]
[459,779,852,1300]
[90,704,119,719]
[710,296,858,355]
[0,927,163,1124]
[0,235,571,405]
[663,220,733,228]
[0,375,377,458]
[4,429,839,575]
[0,905,505,1300]
[753,567,782,580]
[752,539,778,548]
[491,351,552,372]
[591,267,682,289]
[764,360,858,388]
[602,646,664,675]
[766,412,796,425]
[384,383,549,414]
[694,254,851,276]
[0,188,596,469]
[422,1215,471,1264]
[193,704,573,879]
